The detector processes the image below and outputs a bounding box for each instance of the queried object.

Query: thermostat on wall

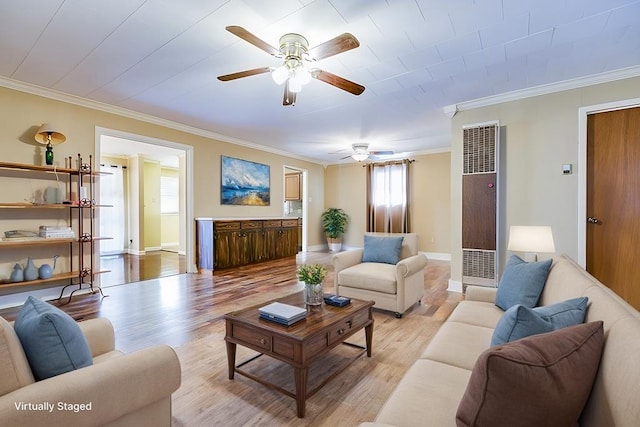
[562,164,572,175]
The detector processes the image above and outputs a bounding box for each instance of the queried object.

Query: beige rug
[170,297,457,427]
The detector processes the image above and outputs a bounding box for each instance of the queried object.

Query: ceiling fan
[340,143,394,162]
[217,26,365,106]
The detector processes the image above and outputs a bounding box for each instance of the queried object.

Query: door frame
[577,97,640,267]
[95,127,197,274]
[283,164,307,252]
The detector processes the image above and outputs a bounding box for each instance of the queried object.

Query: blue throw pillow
[495,255,552,311]
[535,297,588,328]
[14,296,92,381]
[491,297,589,346]
[362,235,404,265]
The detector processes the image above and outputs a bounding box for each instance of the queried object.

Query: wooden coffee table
[224,292,374,418]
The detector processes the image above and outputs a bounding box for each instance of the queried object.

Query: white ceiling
[2,0,639,164]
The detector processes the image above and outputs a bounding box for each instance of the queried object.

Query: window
[366,159,411,233]
[160,175,179,214]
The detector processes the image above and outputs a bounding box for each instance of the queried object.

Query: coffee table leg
[365,323,373,357]
[226,340,236,380]
[294,366,308,418]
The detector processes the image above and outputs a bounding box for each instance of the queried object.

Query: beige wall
[324,152,451,255]
[450,76,640,286]
[143,161,161,250]
[161,167,180,247]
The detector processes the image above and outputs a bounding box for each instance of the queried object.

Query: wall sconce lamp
[34,124,66,165]
[507,225,556,262]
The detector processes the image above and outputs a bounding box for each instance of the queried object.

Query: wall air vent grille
[463,125,497,174]
[462,249,496,286]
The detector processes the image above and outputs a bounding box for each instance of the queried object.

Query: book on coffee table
[259,302,307,326]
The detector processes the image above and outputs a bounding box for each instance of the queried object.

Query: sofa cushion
[0,316,35,395]
[375,359,472,427]
[362,235,404,265]
[421,322,494,371]
[338,263,397,294]
[456,321,604,427]
[14,296,93,381]
[495,255,552,311]
[491,297,589,346]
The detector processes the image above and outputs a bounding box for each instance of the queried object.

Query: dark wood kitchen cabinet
[195,218,298,271]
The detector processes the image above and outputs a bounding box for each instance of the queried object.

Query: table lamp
[507,225,555,262]
[34,123,66,165]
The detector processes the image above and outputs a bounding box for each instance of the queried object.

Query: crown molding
[0,76,323,165]
[443,65,640,114]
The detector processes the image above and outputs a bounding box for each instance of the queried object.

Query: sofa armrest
[396,254,428,278]
[0,345,181,427]
[78,317,115,357]
[465,285,498,303]
[332,249,364,275]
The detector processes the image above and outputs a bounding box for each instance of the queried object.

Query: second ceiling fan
[218,26,365,106]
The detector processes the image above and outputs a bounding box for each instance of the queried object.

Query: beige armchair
[0,315,181,427]
[332,233,428,318]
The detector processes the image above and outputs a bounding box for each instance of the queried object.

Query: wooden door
[587,107,640,310]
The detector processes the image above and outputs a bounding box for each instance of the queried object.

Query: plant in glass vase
[297,264,327,306]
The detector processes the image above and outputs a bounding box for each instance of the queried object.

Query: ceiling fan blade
[283,81,297,106]
[370,150,394,155]
[308,33,360,61]
[226,26,281,57]
[217,67,271,81]
[311,69,365,95]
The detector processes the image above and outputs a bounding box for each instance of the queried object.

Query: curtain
[366,159,411,233]
[99,165,126,255]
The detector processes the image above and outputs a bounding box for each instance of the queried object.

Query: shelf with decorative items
[0,154,112,303]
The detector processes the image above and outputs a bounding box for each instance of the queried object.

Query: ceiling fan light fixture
[289,76,303,93]
[351,153,369,162]
[271,65,289,85]
[292,64,312,85]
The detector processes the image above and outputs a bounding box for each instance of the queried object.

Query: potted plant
[321,208,349,252]
[297,264,327,306]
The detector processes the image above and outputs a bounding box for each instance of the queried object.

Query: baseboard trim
[127,249,146,256]
[448,279,463,293]
[423,252,451,261]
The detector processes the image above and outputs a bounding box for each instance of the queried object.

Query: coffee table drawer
[232,324,271,351]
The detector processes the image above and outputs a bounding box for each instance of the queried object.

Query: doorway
[579,101,640,309]
[95,128,195,286]
[283,165,307,252]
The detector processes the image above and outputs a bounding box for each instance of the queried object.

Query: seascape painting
[221,156,270,206]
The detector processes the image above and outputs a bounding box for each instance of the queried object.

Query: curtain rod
[361,159,414,167]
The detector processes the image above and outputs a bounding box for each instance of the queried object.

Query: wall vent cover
[463,125,496,174]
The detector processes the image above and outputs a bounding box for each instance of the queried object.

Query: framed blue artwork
[221,156,270,205]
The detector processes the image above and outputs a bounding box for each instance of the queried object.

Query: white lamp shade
[271,65,289,85]
[351,153,369,161]
[507,226,556,253]
[288,77,303,93]
[34,123,66,145]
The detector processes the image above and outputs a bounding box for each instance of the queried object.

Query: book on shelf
[38,225,75,238]
[258,302,307,326]
[39,225,73,231]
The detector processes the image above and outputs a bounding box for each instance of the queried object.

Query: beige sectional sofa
[361,254,640,427]
[0,316,181,426]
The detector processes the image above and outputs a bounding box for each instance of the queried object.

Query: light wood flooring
[0,254,461,426]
